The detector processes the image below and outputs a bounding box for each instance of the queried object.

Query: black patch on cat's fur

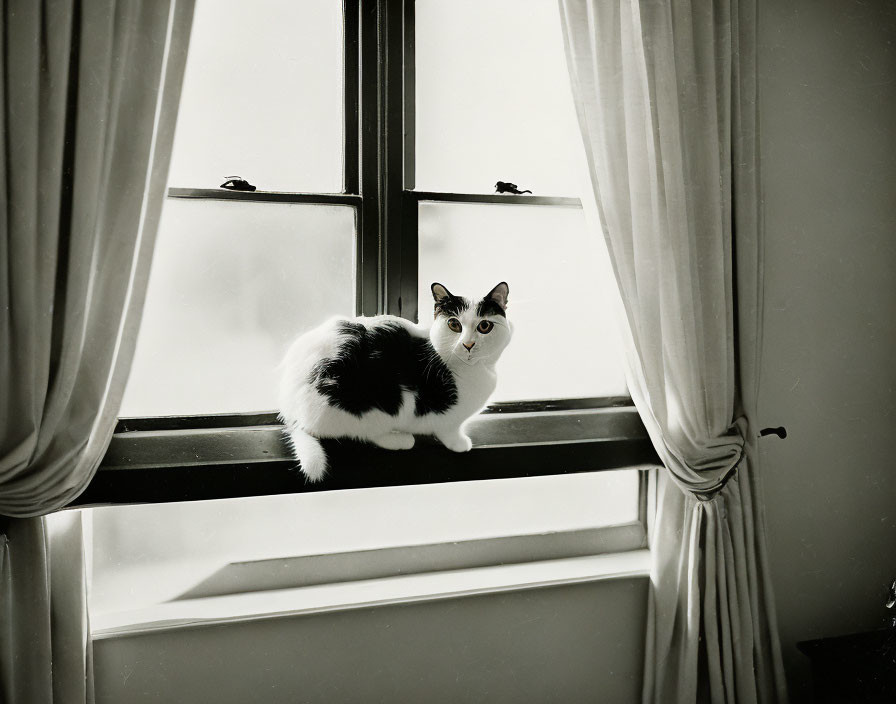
[433,295,470,319]
[311,321,458,418]
[476,296,506,318]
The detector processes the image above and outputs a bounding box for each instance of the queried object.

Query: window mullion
[403,0,415,192]
[381,0,416,321]
[343,0,360,196]
[358,0,381,316]
[399,0,419,323]
[357,0,417,321]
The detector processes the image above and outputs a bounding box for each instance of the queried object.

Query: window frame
[73,0,659,509]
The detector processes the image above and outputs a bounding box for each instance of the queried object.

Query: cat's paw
[373,432,416,450]
[440,432,473,453]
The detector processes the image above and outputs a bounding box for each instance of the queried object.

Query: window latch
[495,181,532,195]
[220,176,257,192]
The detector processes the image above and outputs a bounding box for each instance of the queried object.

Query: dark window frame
[73,0,659,509]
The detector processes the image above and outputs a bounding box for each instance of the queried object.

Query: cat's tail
[284,425,328,482]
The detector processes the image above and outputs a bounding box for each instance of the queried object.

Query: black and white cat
[278,282,511,481]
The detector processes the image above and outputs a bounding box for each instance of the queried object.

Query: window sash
[73,0,658,509]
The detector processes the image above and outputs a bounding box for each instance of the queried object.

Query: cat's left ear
[486,282,509,311]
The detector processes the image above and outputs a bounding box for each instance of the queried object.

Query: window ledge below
[91,549,650,640]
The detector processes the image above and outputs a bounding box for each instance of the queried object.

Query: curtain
[559,1,788,701]
[0,1,193,700]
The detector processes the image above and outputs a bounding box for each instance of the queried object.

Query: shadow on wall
[757,0,896,701]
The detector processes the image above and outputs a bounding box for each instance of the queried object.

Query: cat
[278,282,511,482]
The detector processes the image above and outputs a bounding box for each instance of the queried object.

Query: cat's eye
[447,318,462,333]
[477,320,494,334]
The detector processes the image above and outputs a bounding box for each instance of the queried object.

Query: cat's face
[429,282,512,367]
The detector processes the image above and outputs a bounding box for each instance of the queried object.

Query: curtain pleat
[1,0,193,516]
[0,519,53,703]
[0,1,194,701]
[559,0,788,700]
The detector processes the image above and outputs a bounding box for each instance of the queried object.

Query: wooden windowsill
[71,405,659,507]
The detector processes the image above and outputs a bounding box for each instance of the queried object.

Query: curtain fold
[559,0,787,701]
[0,1,194,701]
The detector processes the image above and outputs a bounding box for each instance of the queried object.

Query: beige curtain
[0,1,193,700]
[559,0,787,701]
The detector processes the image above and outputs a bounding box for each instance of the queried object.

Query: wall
[757,0,896,699]
[92,2,896,700]
[93,577,647,704]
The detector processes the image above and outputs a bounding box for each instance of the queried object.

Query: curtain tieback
[688,423,747,502]
[691,446,744,502]
[688,425,786,502]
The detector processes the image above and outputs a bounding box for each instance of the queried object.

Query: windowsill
[170,522,647,599]
[71,403,660,507]
[91,549,650,640]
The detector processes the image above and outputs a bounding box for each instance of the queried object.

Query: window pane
[120,199,355,417]
[415,0,586,196]
[418,202,627,401]
[88,470,639,615]
[167,0,344,192]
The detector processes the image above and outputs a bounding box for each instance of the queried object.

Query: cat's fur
[279,282,511,481]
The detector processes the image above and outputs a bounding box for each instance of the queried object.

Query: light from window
[120,199,355,417]
[418,202,628,401]
[88,470,640,616]
[166,0,344,193]
[415,0,586,196]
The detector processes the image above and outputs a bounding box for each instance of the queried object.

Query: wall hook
[759,426,787,439]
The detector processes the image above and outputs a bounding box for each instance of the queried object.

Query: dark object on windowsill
[220,176,256,192]
[759,426,787,439]
[495,181,532,195]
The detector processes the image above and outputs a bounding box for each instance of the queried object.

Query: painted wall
[92,2,896,701]
[94,577,647,703]
[757,0,896,699]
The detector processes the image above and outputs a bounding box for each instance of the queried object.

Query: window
[121,0,353,416]
[414,0,587,196]
[121,198,355,415]
[81,0,657,625]
[165,0,344,193]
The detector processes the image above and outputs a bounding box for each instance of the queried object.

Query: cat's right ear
[431,282,453,303]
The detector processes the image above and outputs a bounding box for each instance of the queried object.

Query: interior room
[1,0,893,702]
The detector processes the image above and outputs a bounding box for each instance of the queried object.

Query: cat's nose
[462,341,475,351]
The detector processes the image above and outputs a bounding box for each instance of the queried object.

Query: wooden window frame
[72,0,659,509]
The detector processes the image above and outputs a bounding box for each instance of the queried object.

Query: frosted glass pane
[88,470,639,615]
[120,199,355,416]
[418,202,627,401]
[167,0,343,192]
[415,0,586,196]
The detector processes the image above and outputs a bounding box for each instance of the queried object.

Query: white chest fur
[397,358,496,436]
